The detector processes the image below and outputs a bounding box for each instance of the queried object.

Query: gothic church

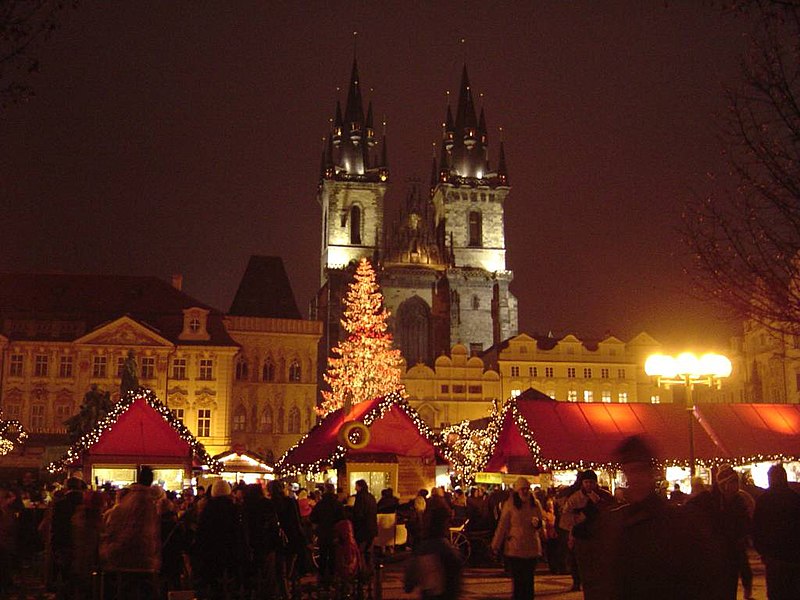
[313,60,518,368]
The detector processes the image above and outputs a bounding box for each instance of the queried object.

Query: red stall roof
[47,389,219,473]
[276,393,444,475]
[695,403,800,464]
[483,388,720,471]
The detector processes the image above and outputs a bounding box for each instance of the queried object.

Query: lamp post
[644,352,732,477]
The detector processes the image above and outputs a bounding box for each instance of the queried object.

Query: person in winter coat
[351,479,378,571]
[491,478,544,600]
[753,464,800,600]
[403,503,462,600]
[70,490,105,598]
[100,466,161,597]
[194,479,244,599]
[310,483,345,588]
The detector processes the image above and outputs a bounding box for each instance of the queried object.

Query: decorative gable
[74,315,173,348]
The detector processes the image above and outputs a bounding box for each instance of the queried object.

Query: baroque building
[0,273,239,466]
[313,61,518,373]
[226,256,322,461]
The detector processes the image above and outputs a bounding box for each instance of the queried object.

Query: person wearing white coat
[491,477,544,600]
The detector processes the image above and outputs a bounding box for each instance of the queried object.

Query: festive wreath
[338,421,371,450]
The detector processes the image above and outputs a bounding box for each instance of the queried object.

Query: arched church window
[471,295,480,310]
[350,205,362,245]
[469,211,482,247]
[396,296,432,366]
[262,358,275,382]
[235,357,249,381]
[288,406,301,433]
[233,405,247,432]
[259,405,273,433]
[289,359,301,382]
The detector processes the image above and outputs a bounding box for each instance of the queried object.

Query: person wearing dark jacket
[753,464,800,600]
[310,483,345,587]
[194,479,244,599]
[404,502,462,600]
[269,479,307,598]
[352,479,378,573]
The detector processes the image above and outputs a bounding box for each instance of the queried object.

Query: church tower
[431,66,518,352]
[318,59,388,285]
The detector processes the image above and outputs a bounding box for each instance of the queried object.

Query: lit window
[547,390,556,399]
[511,389,521,398]
[601,391,612,403]
[289,360,301,382]
[59,356,73,379]
[567,390,578,402]
[545,367,554,378]
[259,406,273,433]
[189,318,201,333]
[618,392,628,403]
[233,406,247,432]
[34,354,49,378]
[650,395,661,404]
[511,366,520,377]
[93,356,107,378]
[140,357,155,379]
[567,367,576,378]
[584,390,594,402]
[601,368,610,379]
[584,368,592,378]
[9,354,23,377]
[30,405,45,429]
[197,409,211,437]
[198,359,214,380]
[172,358,187,380]
[172,408,185,422]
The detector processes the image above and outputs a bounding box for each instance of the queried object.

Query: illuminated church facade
[313,61,518,369]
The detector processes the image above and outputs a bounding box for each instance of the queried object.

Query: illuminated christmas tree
[318,258,406,416]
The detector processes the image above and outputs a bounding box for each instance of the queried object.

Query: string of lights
[46,387,222,474]
[0,410,28,456]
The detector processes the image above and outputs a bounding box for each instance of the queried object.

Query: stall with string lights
[47,388,221,490]
[276,392,451,499]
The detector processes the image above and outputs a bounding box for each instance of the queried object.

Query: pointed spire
[365,100,375,147]
[333,100,343,146]
[456,64,478,134]
[478,107,487,144]
[345,58,364,127]
[497,140,509,185]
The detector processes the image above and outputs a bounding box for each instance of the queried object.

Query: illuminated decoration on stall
[0,410,27,456]
[46,388,222,474]
[276,391,450,477]
[318,257,406,416]
[441,412,501,481]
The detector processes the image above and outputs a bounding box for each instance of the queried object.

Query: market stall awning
[276,393,445,476]
[695,403,800,464]
[48,388,220,474]
[483,388,720,471]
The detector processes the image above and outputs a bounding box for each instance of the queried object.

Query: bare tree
[0,0,74,107]
[684,1,800,336]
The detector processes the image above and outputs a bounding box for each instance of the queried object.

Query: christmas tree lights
[0,410,27,456]
[318,257,406,416]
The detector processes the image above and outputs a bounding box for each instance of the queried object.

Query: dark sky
[0,1,758,350]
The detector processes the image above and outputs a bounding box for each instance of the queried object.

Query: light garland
[47,387,222,474]
[0,410,28,456]
[318,258,406,416]
[276,391,452,477]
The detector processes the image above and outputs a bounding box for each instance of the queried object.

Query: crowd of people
[0,442,799,600]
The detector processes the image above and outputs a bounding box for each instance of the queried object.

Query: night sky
[0,2,759,350]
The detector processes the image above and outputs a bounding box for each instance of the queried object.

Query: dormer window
[180,307,211,341]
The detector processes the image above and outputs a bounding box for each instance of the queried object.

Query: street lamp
[644,352,732,476]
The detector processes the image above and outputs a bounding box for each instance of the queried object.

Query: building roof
[482,388,720,471]
[275,393,445,476]
[695,403,800,464]
[228,256,301,319]
[0,272,236,346]
[47,388,220,473]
